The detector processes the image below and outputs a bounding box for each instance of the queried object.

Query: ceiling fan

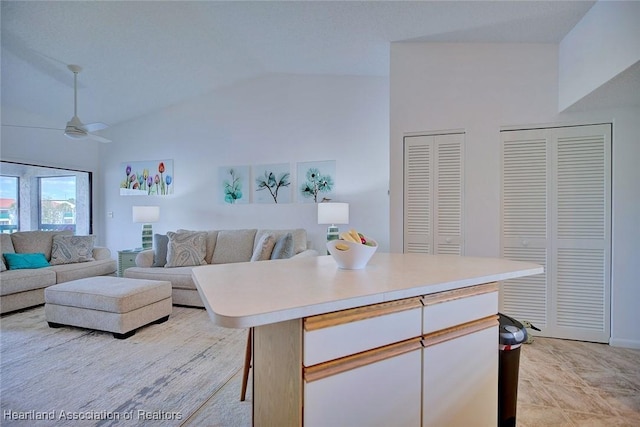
[63,64,111,143]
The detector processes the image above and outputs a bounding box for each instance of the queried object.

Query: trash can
[498,313,528,427]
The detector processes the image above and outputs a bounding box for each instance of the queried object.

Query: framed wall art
[297,160,336,203]
[219,165,250,204]
[252,163,291,204]
[120,160,173,196]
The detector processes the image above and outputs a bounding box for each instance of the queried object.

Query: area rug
[0,305,246,426]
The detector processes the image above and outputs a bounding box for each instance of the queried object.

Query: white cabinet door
[305,345,422,427]
[422,325,498,427]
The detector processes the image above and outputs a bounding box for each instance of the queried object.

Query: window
[0,176,19,233]
[0,161,91,234]
[39,176,77,232]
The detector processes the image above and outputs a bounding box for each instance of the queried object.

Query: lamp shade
[317,202,349,225]
[132,206,160,223]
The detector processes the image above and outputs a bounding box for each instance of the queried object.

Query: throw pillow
[1,256,6,272]
[50,235,96,265]
[250,233,276,262]
[10,230,72,261]
[152,233,169,267]
[270,233,294,260]
[165,231,207,268]
[3,252,50,270]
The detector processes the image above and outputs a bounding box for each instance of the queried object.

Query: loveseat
[0,231,117,314]
[124,228,317,307]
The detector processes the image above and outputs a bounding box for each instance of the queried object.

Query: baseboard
[609,337,640,349]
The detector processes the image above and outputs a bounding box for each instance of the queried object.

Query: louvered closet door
[500,124,611,343]
[404,133,464,255]
[500,129,549,328]
[552,125,611,342]
[405,136,434,253]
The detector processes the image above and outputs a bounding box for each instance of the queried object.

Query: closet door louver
[404,133,464,255]
[553,126,610,342]
[404,136,433,254]
[500,124,611,343]
[500,131,548,327]
[435,136,464,255]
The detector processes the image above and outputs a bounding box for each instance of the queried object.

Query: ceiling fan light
[64,125,87,139]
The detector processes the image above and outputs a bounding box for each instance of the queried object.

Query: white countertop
[192,253,543,328]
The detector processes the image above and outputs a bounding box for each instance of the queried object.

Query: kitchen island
[193,253,542,426]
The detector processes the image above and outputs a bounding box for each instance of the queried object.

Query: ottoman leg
[113,330,136,339]
[48,322,65,329]
[154,315,170,325]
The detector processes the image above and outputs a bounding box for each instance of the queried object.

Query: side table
[118,249,143,277]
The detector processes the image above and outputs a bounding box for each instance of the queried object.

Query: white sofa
[0,231,117,314]
[124,228,317,307]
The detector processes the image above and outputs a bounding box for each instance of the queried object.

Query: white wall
[559,1,640,111]
[390,42,640,348]
[100,73,390,254]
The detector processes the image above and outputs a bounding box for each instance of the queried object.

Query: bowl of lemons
[327,229,377,270]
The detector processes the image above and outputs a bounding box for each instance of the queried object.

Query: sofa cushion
[3,252,50,270]
[271,233,294,259]
[211,229,257,264]
[51,258,117,284]
[251,233,276,261]
[0,234,15,272]
[165,231,207,268]
[152,233,169,267]
[50,235,96,265]
[0,267,57,296]
[11,230,72,261]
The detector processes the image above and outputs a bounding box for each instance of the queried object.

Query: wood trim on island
[304,296,423,331]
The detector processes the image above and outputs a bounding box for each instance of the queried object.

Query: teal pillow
[3,252,50,270]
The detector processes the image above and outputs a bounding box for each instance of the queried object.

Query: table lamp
[317,202,349,242]
[132,206,160,249]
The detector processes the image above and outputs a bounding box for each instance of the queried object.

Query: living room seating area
[0,231,117,314]
[124,228,317,307]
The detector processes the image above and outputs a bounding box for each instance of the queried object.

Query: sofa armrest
[291,249,319,259]
[135,250,155,268]
[92,246,112,261]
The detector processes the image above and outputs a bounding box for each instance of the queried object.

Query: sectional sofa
[0,231,117,314]
[124,228,317,307]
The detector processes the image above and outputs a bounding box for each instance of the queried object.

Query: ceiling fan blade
[84,122,109,132]
[87,133,111,143]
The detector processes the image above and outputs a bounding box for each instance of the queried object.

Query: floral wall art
[297,160,336,203]
[120,160,173,196]
[252,163,291,204]
[220,165,250,204]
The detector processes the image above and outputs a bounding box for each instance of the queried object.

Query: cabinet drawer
[304,343,422,427]
[304,298,422,366]
[121,254,137,264]
[422,283,498,334]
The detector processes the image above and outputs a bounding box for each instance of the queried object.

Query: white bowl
[327,238,378,270]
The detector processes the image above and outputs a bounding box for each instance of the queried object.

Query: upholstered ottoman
[44,276,172,339]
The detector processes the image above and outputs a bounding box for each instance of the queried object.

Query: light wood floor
[191,336,640,426]
[517,337,640,426]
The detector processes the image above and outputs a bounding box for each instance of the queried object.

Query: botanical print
[120,160,173,196]
[253,163,291,204]
[220,165,249,204]
[297,160,335,203]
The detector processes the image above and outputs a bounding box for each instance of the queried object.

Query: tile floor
[517,337,640,426]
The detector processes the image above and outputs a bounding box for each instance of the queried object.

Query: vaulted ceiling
[1,1,605,132]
